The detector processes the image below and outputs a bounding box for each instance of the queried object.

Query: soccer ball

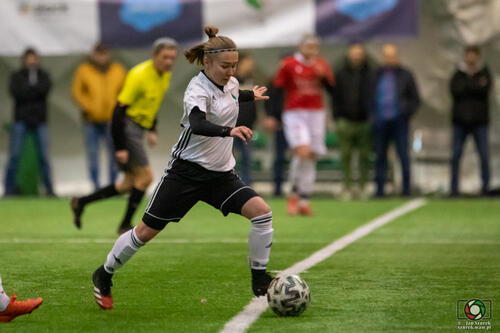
[267,274,310,316]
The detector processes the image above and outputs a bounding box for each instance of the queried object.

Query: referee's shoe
[92,265,113,310]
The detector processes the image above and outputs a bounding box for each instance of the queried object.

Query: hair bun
[204,26,219,38]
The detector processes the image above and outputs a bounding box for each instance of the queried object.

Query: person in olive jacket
[450,45,492,196]
[4,48,54,196]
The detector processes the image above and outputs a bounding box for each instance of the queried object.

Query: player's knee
[253,203,272,219]
[116,180,132,193]
[134,222,159,243]
[294,146,310,160]
[135,170,153,189]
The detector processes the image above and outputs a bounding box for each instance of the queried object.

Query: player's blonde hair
[184,26,237,65]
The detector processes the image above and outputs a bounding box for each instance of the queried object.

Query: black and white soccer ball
[267,274,310,317]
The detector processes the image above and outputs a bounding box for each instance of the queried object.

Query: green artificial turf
[0,198,498,332]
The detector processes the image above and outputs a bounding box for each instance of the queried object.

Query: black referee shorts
[142,159,259,230]
[116,118,149,172]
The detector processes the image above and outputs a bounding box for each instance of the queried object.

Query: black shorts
[142,159,259,230]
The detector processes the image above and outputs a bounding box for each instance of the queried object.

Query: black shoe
[70,197,84,229]
[92,265,114,310]
[251,269,274,296]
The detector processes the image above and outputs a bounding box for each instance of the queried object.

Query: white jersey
[169,72,239,172]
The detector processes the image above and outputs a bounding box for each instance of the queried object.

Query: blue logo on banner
[120,0,181,32]
[337,0,397,21]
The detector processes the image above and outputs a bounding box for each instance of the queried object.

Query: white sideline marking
[220,198,427,333]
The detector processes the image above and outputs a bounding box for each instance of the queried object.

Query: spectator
[72,42,126,190]
[450,45,492,196]
[263,50,293,198]
[263,79,287,197]
[234,53,257,185]
[4,48,54,196]
[371,44,420,197]
[333,43,372,199]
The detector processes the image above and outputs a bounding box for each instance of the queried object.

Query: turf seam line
[220,198,427,333]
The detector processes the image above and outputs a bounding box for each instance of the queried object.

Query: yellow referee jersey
[118,59,172,129]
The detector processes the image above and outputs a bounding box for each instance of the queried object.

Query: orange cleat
[93,288,113,310]
[0,294,43,323]
[287,194,299,215]
[298,204,313,216]
[92,265,113,310]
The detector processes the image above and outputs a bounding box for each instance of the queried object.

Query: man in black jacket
[450,45,492,196]
[333,43,372,199]
[4,48,54,196]
[370,44,420,197]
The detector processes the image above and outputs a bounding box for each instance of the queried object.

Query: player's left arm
[238,86,269,103]
[315,59,335,95]
[147,118,158,147]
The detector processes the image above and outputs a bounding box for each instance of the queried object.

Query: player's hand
[116,150,129,164]
[313,60,328,79]
[253,85,269,101]
[147,131,158,148]
[230,126,253,143]
[263,116,278,134]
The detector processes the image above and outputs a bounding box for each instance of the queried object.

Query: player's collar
[201,70,226,93]
[294,52,314,66]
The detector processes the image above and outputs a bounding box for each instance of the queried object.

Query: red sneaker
[287,194,299,215]
[92,265,113,310]
[298,204,313,216]
[0,294,43,322]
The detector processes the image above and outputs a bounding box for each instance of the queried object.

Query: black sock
[79,184,119,206]
[120,187,145,228]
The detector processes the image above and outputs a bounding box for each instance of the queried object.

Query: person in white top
[90,26,274,310]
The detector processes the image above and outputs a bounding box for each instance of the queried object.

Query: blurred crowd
[2,38,493,200]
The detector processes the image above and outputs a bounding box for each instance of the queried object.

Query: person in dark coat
[370,44,420,197]
[333,43,372,199]
[263,79,287,197]
[450,45,492,196]
[4,48,54,196]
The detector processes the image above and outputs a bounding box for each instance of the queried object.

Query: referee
[91,26,274,310]
[71,38,178,235]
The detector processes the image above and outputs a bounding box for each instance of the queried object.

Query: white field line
[220,198,427,333]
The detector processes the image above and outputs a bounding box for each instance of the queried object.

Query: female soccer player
[91,26,274,310]
[274,34,334,216]
[71,38,178,235]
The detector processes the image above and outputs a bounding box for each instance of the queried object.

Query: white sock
[0,275,10,312]
[248,212,274,270]
[298,159,316,198]
[104,227,145,274]
[288,157,301,193]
